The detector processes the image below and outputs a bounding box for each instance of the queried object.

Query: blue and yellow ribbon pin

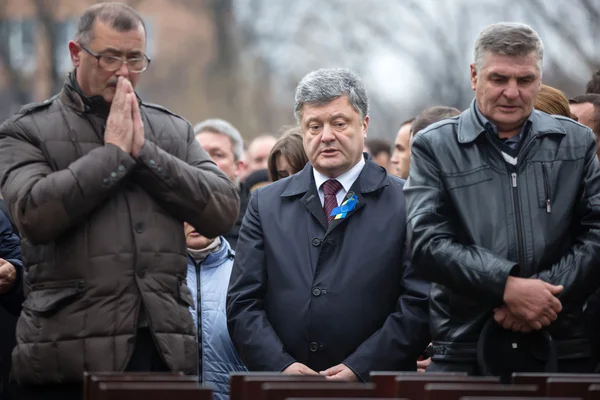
[329,195,358,220]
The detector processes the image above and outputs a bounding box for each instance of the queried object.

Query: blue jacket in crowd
[0,208,23,316]
[186,238,246,400]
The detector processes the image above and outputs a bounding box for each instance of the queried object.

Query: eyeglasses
[80,43,151,73]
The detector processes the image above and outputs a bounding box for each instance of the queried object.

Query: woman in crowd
[534,84,577,119]
[184,224,246,400]
[267,126,309,182]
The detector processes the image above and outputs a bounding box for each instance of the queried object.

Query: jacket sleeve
[0,210,24,315]
[404,134,517,303]
[0,119,138,245]
[535,131,600,305]
[343,246,431,382]
[226,191,296,372]
[131,123,239,239]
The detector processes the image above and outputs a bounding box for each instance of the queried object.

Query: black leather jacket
[405,100,600,362]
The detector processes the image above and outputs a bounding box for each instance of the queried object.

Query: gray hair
[74,3,146,46]
[474,22,544,73]
[294,68,369,122]
[193,118,244,161]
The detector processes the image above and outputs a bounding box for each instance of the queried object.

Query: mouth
[320,148,339,156]
[498,105,519,112]
[188,231,200,237]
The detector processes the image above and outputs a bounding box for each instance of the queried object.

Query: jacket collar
[281,154,389,234]
[59,70,142,118]
[189,237,234,269]
[458,99,566,144]
[281,153,388,199]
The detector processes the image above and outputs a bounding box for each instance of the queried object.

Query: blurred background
[0,0,598,140]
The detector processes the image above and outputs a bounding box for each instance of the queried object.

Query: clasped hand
[495,276,563,333]
[283,362,357,381]
[104,76,145,157]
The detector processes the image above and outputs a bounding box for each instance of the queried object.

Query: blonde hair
[535,84,575,119]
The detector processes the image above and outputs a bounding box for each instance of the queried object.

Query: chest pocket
[444,166,493,190]
[533,162,553,211]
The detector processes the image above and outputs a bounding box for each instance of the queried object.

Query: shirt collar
[474,101,534,137]
[313,156,366,193]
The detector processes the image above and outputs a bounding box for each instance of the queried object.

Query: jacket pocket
[534,162,553,213]
[23,280,85,315]
[444,167,493,190]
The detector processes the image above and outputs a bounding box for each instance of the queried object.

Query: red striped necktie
[322,179,343,226]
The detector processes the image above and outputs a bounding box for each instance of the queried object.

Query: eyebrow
[489,72,536,80]
[101,47,144,57]
[331,112,350,120]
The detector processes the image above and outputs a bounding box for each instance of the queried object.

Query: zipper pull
[511,173,517,188]
[546,199,551,213]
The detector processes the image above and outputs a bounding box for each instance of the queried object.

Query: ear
[68,41,82,68]
[362,115,370,138]
[470,63,478,91]
[234,159,246,180]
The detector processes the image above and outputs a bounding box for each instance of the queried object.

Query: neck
[188,237,222,263]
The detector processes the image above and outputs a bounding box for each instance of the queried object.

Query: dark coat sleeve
[343,245,431,382]
[404,134,517,303]
[226,190,296,372]
[534,131,600,305]
[0,210,24,316]
[131,122,240,239]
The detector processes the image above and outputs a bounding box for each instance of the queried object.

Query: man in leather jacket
[405,22,600,374]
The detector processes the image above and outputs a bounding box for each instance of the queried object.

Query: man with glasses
[0,3,239,399]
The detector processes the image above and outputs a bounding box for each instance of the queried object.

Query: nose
[321,124,335,143]
[114,62,131,79]
[390,151,399,164]
[503,80,519,100]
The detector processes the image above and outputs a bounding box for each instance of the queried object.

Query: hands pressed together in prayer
[495,276,564,333]
[104,76,145,157]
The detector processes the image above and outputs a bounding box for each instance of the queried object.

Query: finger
[549,296,563,313]
[124,93,133,113]
[502,318,515,331]
[494,312,505,324]
[545,308,558,322]
[538,316,551,327]
[529,320,543,330]
[512,321,525,332]
[301,366,319,375]
[132,95,142,123]
[111,77,124,107]
[320,365,343,376]
[545,282,564,295]
[520,325,532,333]
[325,372,345,381]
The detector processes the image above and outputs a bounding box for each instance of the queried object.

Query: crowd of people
[1,2,600,400]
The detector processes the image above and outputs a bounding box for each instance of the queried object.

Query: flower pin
[330,195,358,220]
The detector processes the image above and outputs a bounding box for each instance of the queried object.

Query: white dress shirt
[313,157,366,207]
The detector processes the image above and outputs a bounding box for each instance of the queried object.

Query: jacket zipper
[511,172,527,277]
[542,163,552,213]
[194,259,203,380]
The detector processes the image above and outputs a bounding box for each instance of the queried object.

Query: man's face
[570,102,600,159]
[69,20,146,103]
[390,122,412,179]
[195,131,242,183]
[301,95,368,178]
[246,137,277,175]
[470,51,541,134]
[372,152,390,172]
